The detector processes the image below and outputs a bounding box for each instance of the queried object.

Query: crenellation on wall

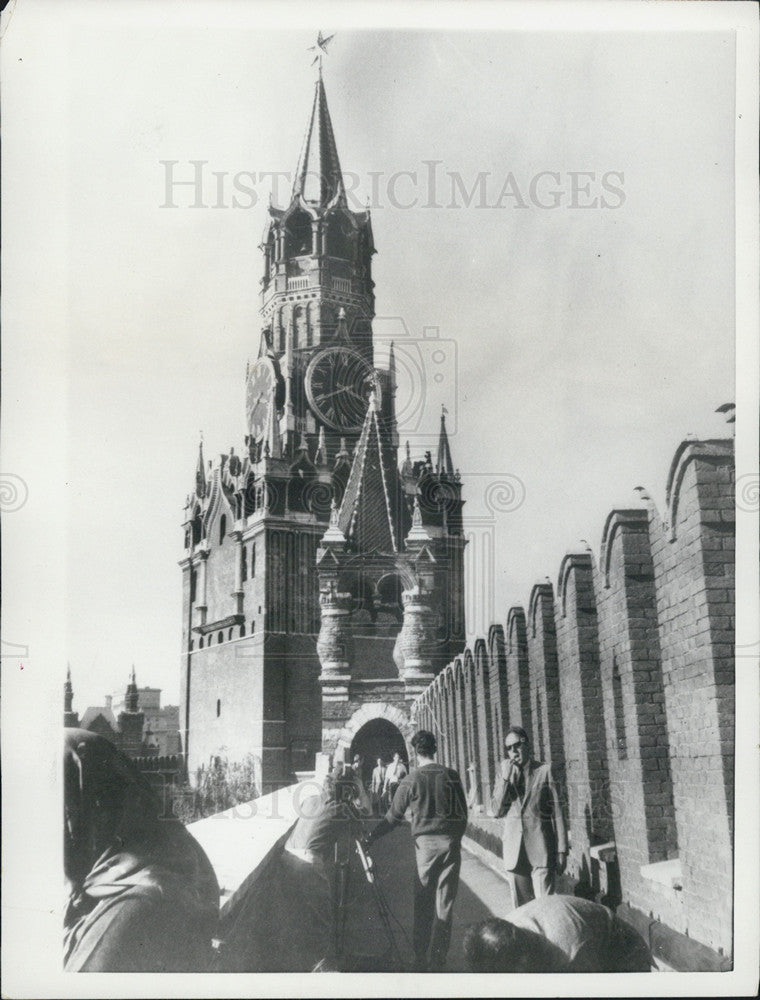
[413,435,735,967]
[527,582,566,797]
[505,607,532,737]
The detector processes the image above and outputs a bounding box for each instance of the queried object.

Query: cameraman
[365,731,468,972]
[281,769,370,971]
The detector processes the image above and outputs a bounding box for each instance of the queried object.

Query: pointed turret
[195,437,206,497]
[436,406,454,476]
[335,307,349,341]
[125,665,139,713]
[292,73,346,209]
[335,389,399,552]
[63,663,79,727]
[315,426,328,467]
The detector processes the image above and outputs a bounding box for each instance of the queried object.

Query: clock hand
[319,386,354,400]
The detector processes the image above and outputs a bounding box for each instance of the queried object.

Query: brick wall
[413,436,735,963]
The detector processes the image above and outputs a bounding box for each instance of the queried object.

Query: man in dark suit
[490,726,567,908]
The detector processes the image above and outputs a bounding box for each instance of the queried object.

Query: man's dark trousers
[413,834,461,971]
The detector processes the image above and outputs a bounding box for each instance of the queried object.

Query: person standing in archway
[366,731,468,972]
[382,751,407,809]
[370,757,386,815]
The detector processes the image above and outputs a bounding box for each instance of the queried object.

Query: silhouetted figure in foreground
[64,729,219,972]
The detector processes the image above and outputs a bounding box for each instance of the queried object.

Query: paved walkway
[213,819,512,972]
[188,783,514,973]
[338,821,511,972]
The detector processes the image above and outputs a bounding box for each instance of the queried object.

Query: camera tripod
[312,835,405,972]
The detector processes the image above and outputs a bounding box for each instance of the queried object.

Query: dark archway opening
[349,718,408,788]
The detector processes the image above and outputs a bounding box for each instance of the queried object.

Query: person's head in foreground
[463,897,652,974]
[411,729,437,761]
[64,728,219,972]
[463,918,548,973]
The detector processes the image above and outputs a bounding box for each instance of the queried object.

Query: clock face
[246,358,277,439]
[305,346,381,432]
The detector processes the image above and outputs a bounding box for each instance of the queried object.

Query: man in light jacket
[490,726,567,908]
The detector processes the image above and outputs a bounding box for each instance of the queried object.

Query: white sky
[3,10,738,711]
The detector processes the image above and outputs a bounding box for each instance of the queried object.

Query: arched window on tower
[191,513,202,546]
[219,515,227,545]
[284,210,312,257]
[190,568,197,604]
[241,545,248,583]
[293,305,307,349]
[218,631,223,644]
[216,699,221,718]
[251,542,256,577]
[326,214,352,259]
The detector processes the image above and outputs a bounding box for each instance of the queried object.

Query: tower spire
[126,665,139,713]
[292,72,345,208]
[64,662,79,727]
[436,406,454,476]
[195,435,206,497]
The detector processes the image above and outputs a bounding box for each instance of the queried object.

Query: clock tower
[179,66,466,790]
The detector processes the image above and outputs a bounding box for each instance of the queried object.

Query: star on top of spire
[308,30,335,68]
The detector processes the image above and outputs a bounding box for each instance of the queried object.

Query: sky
[3,7,738,714]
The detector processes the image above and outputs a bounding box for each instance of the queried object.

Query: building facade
[179,71,466,788]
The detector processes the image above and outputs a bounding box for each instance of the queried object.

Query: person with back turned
[365,730,468,972]
[463,896,652,973]
[490,726,567,908]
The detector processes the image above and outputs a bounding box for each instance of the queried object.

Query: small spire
[315,425,328,466]
[195,436,206,497]
[125,665,139,713]
[335,307,349,341]
[335,436,350,464]
[64,663,75,717]
[412,495,422,527]
[367,382,379,413]
[388,341,397,385]
[436,405,454,476]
